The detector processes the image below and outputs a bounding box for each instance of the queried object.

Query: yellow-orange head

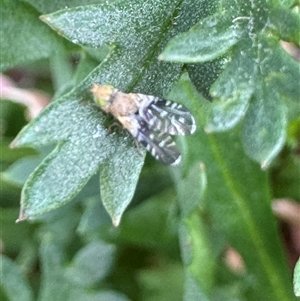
[90,84,115,112]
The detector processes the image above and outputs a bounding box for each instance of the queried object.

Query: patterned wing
[135,117,181,165]
[139,97,196,136]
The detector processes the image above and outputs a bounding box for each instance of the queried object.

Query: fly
[91,84,196,165]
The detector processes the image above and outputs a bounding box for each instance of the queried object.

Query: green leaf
[279,0,296,7]
[183,272,210,301]
[172,74,296,301]
[73,52,100,85]
[174,163,207,218]
[0,208,34,255]
[49,53,74,92]
[0,141,36,164]
[2,156,42,187]
[106,189,179,254]
[12,95,112,220]
[65,242,115,286]
[263,40,300,102]
[179,215,215,300]
[205,96,250,132]
[159,13,244,62]
[187,57,225,100]
[242,84,287,169]
[270,7,300,44]
[205,44,255,132]
[36,205,80,246]
[2,147,51,187]
[294,258,300,297]
[0,1,65,71]
[37,236,127,301]
[37,236,80,301]
[162,2,299,166]
[77,196,111,237]
[21,0,106,14]
[137,263,184,301]
[174,164,215,298]
[209,36,296,165]
[73,291,130,301]
[99,149,145,227]
[13,0,207,223]
[0,255,33,301]
[0,101,28,139]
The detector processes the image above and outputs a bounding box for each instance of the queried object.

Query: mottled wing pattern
[91,85,196,165]
[139,97,196,136]
[134,116,181,165]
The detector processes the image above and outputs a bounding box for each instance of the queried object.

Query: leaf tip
[112,215,122,227]
[9,137,18,149]
[261,160,270,170]
[10,132,27,148]
[16,210,28,223]
[39,14,53,30]
[260,145,283,170]
[10,136,28,149]
[39,14,47,23]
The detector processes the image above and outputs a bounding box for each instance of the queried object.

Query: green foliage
[294,259,300,297]
[0,255,34,301]
[0,1,68,71]
[1,0,299,301]
[161,0,300,167]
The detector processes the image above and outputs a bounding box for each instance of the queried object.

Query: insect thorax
[107,91,140,118]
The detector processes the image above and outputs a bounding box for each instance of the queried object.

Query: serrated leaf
[242,85,287,168]
[162,3,299,165]
[208,36,296,165]
[13,94,119,220]
[0,255,33,301]
[159,13,244,62]
[38,1,191,94]
[0,1,65,71]
[13,1,206,224]
[172,74,296,301]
